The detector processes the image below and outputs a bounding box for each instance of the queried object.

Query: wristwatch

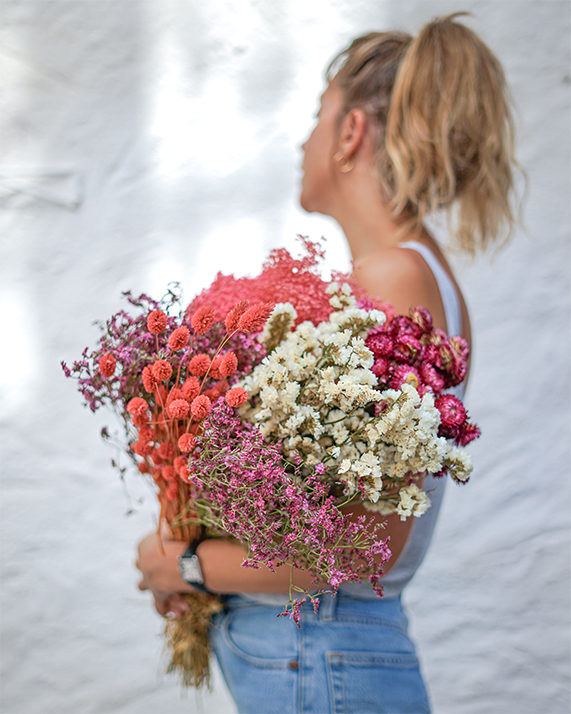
[178,534,211,593]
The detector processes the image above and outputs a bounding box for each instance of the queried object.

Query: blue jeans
[211,591,431,714]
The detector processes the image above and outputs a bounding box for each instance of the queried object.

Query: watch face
[179,554,204,584]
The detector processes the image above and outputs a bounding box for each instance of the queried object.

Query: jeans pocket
[326,651,431,714]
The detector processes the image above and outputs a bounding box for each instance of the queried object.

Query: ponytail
[332,14,518,255]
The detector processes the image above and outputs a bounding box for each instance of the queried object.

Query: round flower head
[147,309,168,334]
[142,365,158,393]
[182,376,200,402]
[127,397,149,417]
[167,398,190,420]
[98,353,116,378]
[165,484,178,501]
[151,359,173,382]
[166,387,184,406]
[435,394,467,427]
[190,394,212,421]
[410,306,433,333]
[157,441,175,460]
[220,352,238,378]
[137,462,150,474]
[225,387,248,408]
[209,356,223,381]
[168,326,190,351]
[162,465,176,482]
[178,433,195,453]
[390,365,420,390]
[188,354,210,377]
[191,305,216,335]
[133,440,153,457]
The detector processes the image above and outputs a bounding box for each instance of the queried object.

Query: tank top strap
[399,240,463,337]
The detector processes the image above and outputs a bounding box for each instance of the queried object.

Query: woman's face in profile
[299,81,343,215]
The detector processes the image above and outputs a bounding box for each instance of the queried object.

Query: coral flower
[162,465,176,482]
[191,305,216,335]
[167,399,190,420]
[133,440,153,457]
[147,309,168,334]
[178,433,195,453]
[166,387,184,405]
[138,425,154,443]
[98,353,116,378]
[137,462,150,474]
[225,387,248,408]
[190,394,212,421]
[220,352,238,378]
[237,302,275,333]
[182,377,200,402]
[225,299,250,332]
[209,356,223,381]
[151,359,173,382]
[142,365,158,393]
[157,441,175,460]
[127,397,149,417]
[168,326,190,351]
[165,484,178,501]
[188,354,210,377]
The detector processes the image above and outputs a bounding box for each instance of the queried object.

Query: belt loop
[319,591,337,622]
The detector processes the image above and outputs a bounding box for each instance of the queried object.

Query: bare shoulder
[352,246,440,318]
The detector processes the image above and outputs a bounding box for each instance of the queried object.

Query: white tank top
[245,240,465,603]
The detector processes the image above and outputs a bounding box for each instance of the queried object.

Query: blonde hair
[331,13,518,255]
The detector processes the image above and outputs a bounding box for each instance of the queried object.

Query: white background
[0,1,569,713]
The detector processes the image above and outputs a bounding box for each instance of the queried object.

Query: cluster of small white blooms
[259,303,297,349]
[326,281,357,310]
[395,484,432,521]
[367,384,450,479]
[442,445,473,482]
[337,451,383,502]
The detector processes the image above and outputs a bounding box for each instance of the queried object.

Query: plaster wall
[0,1,569,713]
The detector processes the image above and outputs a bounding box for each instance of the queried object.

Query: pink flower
[449,335,470,361]
[225,300,250,332]
[147,310,168,334]
[142,365,158,393]
[435,394,467,427]
[168,326,190,351]
[151,359,173,382]
[409,306,433,333]
[178,433,195,453]
[225,387,248,408]
[127,397,149,417]
[390,365,420,390]
[220,352,238,378]
[167,399,190,420]
[98,353,116,378]
[419,363,446,392]
[190,394,212,421]
[138,425,154,443]
[372,357,390,378]
[182,377,200,402]
[191,305,215,335]
[237,302,275,333]
[188,354,210,377]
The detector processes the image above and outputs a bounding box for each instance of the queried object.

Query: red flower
[138,426,154,443]
[190,395,212,421]
[142,365,158,393]
[99,353,116,378]
[390,366,420,390]
[167,399,190,420]
[133,440,153,457]
[168,326,190,351]
[151,359,173,382]
[225,300,250,332]
[409,306,433,333]
[137,462,150,474]
[220,352,238,378]
[225,387,248,408]
[237,302,275,333]
[127,397,149,417]
[188,354,210,377]
[191,305,216,335]
[147,310,168,334]
[178,433,195,453]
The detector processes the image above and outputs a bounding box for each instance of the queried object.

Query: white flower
[396,484,431,521]
[337,459,351,474]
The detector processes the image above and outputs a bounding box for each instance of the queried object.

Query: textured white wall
[0,1,569,713]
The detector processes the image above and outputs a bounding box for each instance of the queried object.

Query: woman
[137,14,516,713]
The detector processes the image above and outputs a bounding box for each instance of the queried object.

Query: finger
[138,578,148,591]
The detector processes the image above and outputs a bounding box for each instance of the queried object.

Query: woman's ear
[337,108,368,160]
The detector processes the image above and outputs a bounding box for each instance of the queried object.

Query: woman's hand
[135,531,194,618]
